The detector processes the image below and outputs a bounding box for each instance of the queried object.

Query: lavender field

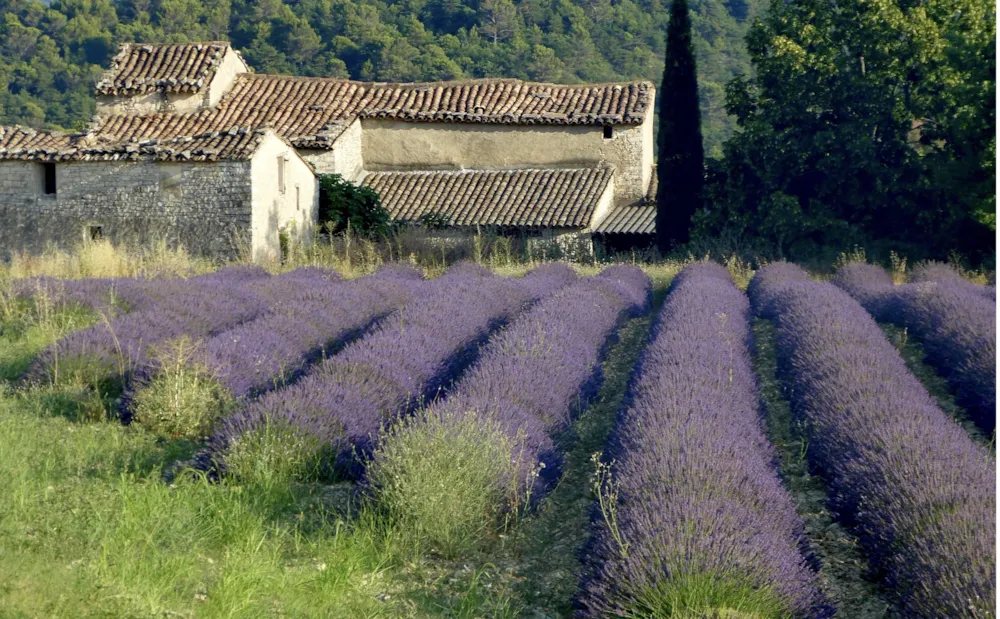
[0,258,994,618]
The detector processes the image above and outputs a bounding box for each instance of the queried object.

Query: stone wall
[250,133,320,260]
[0,159,252,260]
[360,118,653,205]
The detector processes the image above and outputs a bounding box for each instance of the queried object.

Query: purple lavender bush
[207,263,578,483]
[746,261,813,317]
[754,263,995,618]
[830,262,895,316]
[367,266,650,555]
[12,276,155,314]
[25,267,285,398]
[128,265,424,438]
[577,262,824,619]
[833,262,996,434]
[909,261,995,300]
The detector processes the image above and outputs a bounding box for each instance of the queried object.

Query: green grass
[0,384,420,617]
[627,572,790,618]
[0,298,95,382]
[752,319,896,619]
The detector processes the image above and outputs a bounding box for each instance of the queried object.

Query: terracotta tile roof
[0,125,273,162]
[91,74,653,147]
[73,128,271,161]
[593,205,656,234]
[96,42,234,96]
[0,126,75,160]
[363,167,614,228]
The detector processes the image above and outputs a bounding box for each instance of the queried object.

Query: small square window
[603,125,614,139]
[89,225,104,241]
[43,162,56,194]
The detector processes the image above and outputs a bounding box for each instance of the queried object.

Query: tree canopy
[701,0,996,259]
[656,0,704,251]
[0,0,762,156]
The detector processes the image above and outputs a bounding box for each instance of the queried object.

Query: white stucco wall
[250,132,319,260]
[360,119,652,205]
[584,172,617,231]
[299,119,364,181]
[206,48,249,108]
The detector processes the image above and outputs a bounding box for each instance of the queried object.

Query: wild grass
[224,418,335,489]
[131,337,234,439]
[4,238,212,280]
[369,410,529,559]
[628,573,791,619]
[0,279,96,381]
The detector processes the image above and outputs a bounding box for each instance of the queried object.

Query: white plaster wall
[250,133,319,260]
[206,48,249,108]
[584,172,617,231]
[299,119,364,181]
[361,120,651,205]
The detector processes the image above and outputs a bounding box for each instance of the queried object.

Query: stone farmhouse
[0,42,657,260]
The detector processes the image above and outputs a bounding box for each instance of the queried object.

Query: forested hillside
[0,0,759,155]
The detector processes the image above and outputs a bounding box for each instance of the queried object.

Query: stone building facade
[0,41,656,260]
[0,127,316,260]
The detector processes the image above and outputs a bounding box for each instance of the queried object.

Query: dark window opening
[603,125,614,139]
[89,225,104,241]
[43,163,56,195]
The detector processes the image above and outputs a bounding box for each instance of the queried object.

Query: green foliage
[131,336,233,439]
[369,409,526,558]
[224,418,333,488]
[318,173,391,238]
[627,573,788,618]
[0,0,762,156]
[701,0,995,260]
[656,0,705,251]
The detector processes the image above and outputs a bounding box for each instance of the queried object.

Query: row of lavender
[367,266,651,551]
[13,265,279,315]
[24,266,342,395]
[832,262,996,433]
[418,265,650,484]
[753,263,995,618]
[125,265,428,433]
[577,263,825,617]
[205,263,579,479]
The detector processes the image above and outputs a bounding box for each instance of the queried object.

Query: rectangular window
[277,155,286,194]
[43,162,56,195]
[603,125,614,139]
[89,225,104,241]
[295,185,300,211]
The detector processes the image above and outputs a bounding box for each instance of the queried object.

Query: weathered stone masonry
[0,160,252,259]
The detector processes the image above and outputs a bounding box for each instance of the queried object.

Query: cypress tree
[655,0,705,252]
